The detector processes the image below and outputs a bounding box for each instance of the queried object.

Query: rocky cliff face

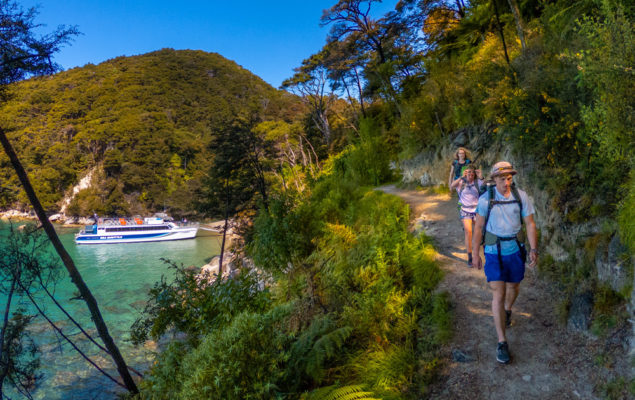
[398,125,635,359]
[59,166,100,215]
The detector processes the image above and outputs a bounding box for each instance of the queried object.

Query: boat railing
[99,217,158,226]
[94,217,199,228]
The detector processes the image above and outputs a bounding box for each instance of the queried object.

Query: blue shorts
[460,209,476,220]
[484,251,525,283]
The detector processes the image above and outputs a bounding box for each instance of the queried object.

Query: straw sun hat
[490,161,517,178]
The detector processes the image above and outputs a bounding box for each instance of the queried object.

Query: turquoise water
[0,221,221,399]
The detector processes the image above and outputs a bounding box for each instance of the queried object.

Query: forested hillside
[0,49,305,217]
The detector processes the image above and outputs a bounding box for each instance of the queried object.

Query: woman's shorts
[484,251,525,283]
[460,209,476,220]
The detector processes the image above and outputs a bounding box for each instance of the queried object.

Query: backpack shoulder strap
[458,178,465,195]
[511,185,524,226]
[482,185,496,244]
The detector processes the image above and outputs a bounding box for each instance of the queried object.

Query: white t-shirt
[476,186,535,255]
[457,179,484,213]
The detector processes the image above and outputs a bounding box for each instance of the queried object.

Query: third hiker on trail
[472,161,538,365]
[448,147,471,188]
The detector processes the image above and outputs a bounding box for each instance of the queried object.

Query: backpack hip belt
[485,232,525,270]
[484,231,518,246]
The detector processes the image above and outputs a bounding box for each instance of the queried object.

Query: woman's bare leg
[462,217,473,263]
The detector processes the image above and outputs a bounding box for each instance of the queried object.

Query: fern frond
[290,315,353,380]
[303,384,380,400]
[290,315,334,360]
[305,325,353,377]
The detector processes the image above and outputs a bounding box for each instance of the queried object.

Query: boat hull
[75,227,198,244]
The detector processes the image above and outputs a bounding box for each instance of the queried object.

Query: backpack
[478,179,491,197]
[481,183,527,264]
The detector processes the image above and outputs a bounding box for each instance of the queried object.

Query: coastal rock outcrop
[199,253,235,280]
[0,209,34,219]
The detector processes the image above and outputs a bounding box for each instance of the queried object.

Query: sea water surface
[0,221,221,399]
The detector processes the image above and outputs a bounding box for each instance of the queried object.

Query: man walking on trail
[472,161,538,364]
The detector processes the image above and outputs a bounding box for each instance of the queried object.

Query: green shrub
[130,260,271,344]
[617,170,635,254]
[137,341,189,399]
[66,187,106,216]
[597,376,635,400]
[590,313,618,337]
[324,118,395,187]
[591,285,628,337]
[177,307,292,400]
[141,148,446,398]
[353,345,416,400]
[594,285,626,315]
[249,197,320,274]
[287,315,353,385]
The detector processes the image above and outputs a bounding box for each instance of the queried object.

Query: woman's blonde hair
[454,147,471,160]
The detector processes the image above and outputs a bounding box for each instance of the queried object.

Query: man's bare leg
[490,281,507,342]
[504,282,519,325]
[505,283,519,310]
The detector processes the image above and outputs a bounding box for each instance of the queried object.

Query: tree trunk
[455,0,465,17]
[492,0,512,67]
[435,111,445,135]
[353,66,366,117]
[0,274,18,394]
[218,178,230,278]
[507,0,526,51]
[246,137,269,212]
[341,76,358,118]
[312,110,332,144]
[0,130,138,394]
[219,220,227,279]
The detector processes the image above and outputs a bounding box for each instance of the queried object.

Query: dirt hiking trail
[379,185,601,400]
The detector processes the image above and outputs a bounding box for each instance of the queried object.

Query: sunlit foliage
[135,121,449,398]
[0,49,304,216]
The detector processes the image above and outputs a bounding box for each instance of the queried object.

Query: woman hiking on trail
[450,165,483,266]
[448,147,471,188]
[472,161,538,365]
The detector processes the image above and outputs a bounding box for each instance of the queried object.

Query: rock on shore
[0,209,95,225]
[0,209,34,219]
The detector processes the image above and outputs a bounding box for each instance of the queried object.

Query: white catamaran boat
[75,217,198,244]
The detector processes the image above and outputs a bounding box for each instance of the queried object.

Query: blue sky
[24,1,399,88]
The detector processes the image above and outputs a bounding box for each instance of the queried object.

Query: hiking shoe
[505,310,512,327]
[496,341,511,364]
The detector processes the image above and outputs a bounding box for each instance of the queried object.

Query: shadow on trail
[434,243,467,264]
